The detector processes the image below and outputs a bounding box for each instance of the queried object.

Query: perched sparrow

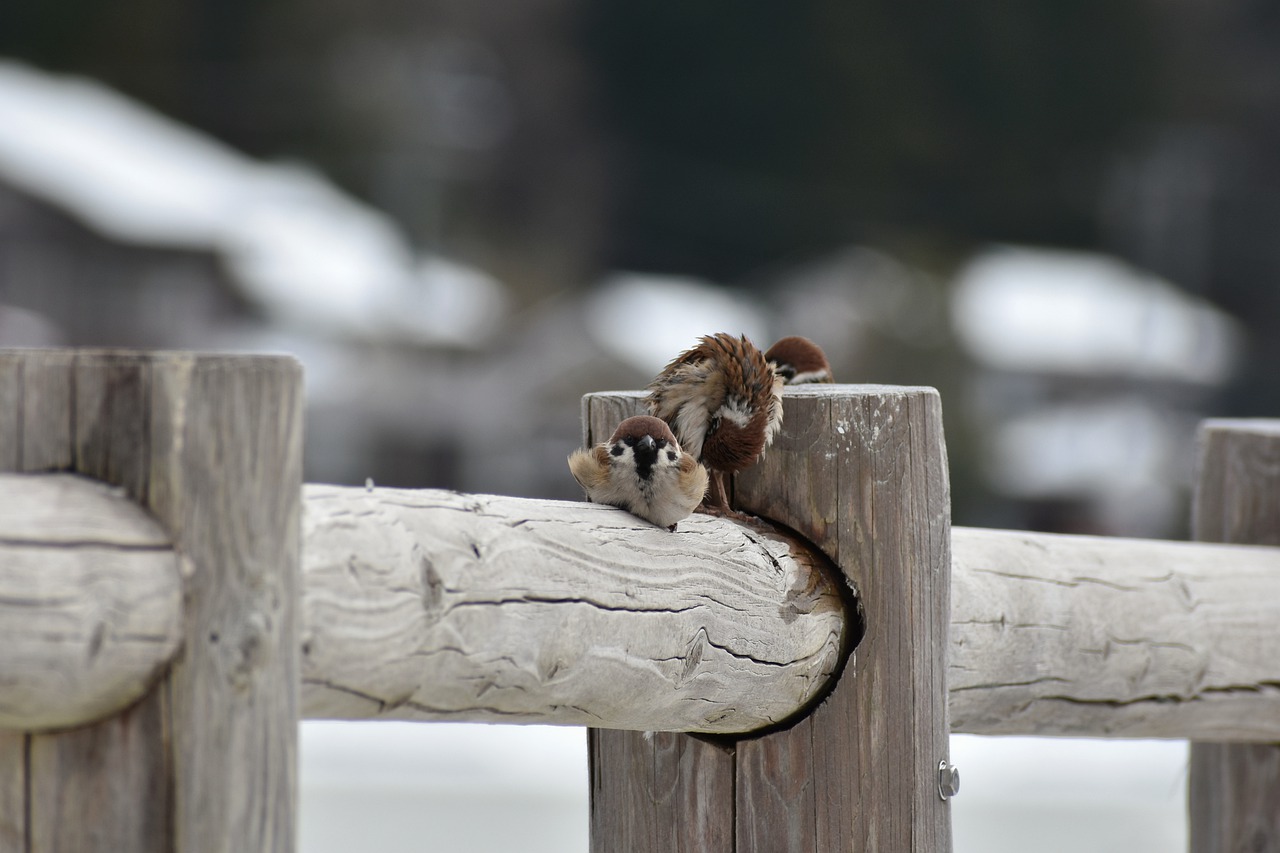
[568,415,708,531]
[646,332,783,517]
[765,335,834,384]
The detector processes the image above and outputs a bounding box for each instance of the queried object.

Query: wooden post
[1189,419,1280,852]
[585,385,953,852]
[0,349,303,852]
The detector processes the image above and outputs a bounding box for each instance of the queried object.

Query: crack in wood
[443,596,707,616]
[971,567,1144,593]
[1040,680,1280,709]
[951,676,1071,693]
[0,538,171,551]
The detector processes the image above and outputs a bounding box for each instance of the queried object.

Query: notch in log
[586,386,953,853]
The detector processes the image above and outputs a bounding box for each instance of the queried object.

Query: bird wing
[677,454,710,504]
[567,446,611,492]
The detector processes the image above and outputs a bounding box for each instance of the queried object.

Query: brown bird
[765,335,835,384]
[646,333,783,518]
[568,415,708,531]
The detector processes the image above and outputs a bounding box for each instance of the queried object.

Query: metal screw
[937,759,960,800]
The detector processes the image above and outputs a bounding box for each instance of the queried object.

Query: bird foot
[695,501,757,523]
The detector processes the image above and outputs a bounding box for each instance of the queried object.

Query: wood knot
[420,553,445,618]
[220,611,271,692]
[679,628,708,687]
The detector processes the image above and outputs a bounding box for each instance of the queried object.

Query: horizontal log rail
[0,473,182,731]
[299,484,848,734]
[951,526,1280,741]
[6,473,1280,740]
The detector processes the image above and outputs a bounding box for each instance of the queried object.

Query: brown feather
[567,447,610,491]
[765,335,834,384]
[568,415,706,529]
[609,415,678,445]
[644,333,783,514]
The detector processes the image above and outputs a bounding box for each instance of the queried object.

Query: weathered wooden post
[585,385,953,852]
[0,349,302,852]
[1189,419,1280,852]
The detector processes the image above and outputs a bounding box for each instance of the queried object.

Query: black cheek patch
[610,445,624,456]
[667,451,677,462]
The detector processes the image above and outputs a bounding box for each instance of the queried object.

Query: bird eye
[623,436,637,446]
[653,438,666,448]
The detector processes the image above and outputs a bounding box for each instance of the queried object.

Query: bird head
[765,335,834,384]
[608,415,683,480]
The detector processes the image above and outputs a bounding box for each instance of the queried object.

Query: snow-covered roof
[951,246,1239,385]
[585,273,769,376]
[0,60,506,346]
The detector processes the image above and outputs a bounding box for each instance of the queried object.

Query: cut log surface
[300,484,846,734]
[0,472,181,731]
[951,526,1280,740]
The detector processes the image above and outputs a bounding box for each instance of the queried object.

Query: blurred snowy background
[4,2,1277,848]
[298,724,1188,853]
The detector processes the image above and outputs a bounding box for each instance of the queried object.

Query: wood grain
[734,384,953,853]
[0,349,302,853]
[588,729,734,852]
[15,472,1280,741]
[0,357,26,850]
[300,485,845,733]
[149,354,303,853]
[1188,420,1280,853]
[951,527,1280,740]
[0,354,19,472]
[18,351,74,472]
[0,473,182,731]
[27,694,173,851]
[587,386,953,853]
[584,392,738,853]
[0,735,21,852]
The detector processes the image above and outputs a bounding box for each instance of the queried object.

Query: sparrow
[645,332,783,518]
[765,335,835,384]
[568,415,709,531]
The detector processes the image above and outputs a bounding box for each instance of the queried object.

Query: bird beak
[637,435,656,452]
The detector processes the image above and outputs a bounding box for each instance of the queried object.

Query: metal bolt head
[937,760,960,800]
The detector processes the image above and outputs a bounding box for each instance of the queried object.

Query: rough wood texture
[588,730,734,852]
[300,485,845,733]
[588,386,953,853]
[0,349,302,853]
[13,468,1280,742]
[584,392,748,853]
[1188,420,1280,853]
[951,526,1280,739]
[0,472,182,731]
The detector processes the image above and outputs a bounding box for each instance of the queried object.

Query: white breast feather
[715,397,752,428]
[589,444,699,529]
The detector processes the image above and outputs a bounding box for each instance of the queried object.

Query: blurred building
[0,60,1253,532]
[950,246,1241,537]
[0,60,510,490]
[758,243,1242,538]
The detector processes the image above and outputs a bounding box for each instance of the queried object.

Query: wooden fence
[0,349,1276,852]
